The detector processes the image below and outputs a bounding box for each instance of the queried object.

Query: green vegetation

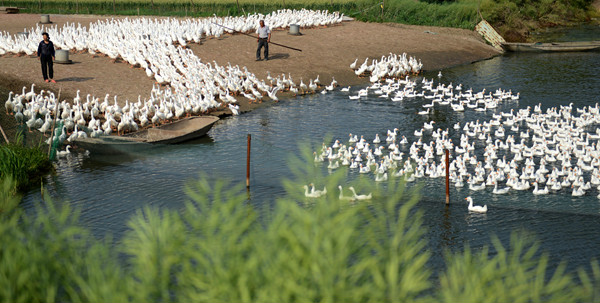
[0,134,52,193]
[1,149,600,302]
[480,0,598,41]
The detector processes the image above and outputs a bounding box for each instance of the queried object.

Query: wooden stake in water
[246,134,251,189]
[445,149,450,205]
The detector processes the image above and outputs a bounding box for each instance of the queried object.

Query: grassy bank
[0,150,600,301]
[480,0,599,41]
[6,0,598,38]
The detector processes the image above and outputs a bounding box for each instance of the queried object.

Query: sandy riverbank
[0,13,500,141]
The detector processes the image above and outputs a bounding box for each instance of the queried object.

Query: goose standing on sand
[228,104,240,115]
[5,91,14,114]
[349,58,358,69]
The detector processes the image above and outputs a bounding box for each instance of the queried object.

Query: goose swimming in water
[303,185,324,198]
[348,186,372,200]
[465,196,487,213]
[492,182,510,194]
[56,145,71,158]
[309,183,327,197]
[338,185,355,201]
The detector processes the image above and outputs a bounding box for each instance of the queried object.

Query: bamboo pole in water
[47,88,61,157]
[445,149,450,205]
[246,134,251,189]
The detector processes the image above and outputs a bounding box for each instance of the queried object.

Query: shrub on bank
[0,138,52,191]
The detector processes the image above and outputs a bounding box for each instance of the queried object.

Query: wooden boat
[73,115,219,155]
[501,41,600,52]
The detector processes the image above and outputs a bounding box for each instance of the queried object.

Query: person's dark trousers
[40,55,53,80]
[256,38,268,60]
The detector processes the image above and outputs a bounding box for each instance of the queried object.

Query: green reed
[0,134,52,192]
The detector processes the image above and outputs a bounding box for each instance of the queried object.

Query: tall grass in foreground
[1,148,600,302]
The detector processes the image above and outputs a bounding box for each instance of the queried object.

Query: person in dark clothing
[256,20,271,61]
[37,32,56,83]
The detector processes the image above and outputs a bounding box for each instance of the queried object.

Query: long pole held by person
[211,22,302,52]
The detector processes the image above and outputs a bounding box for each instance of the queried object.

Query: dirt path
[0,13,500,126]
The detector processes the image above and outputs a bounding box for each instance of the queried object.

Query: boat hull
[501,41,600,52]
[74,116,219,155]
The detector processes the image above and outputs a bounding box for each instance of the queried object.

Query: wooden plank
[475,19,505,52]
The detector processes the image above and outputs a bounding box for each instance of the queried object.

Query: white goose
[532,182,549,195]
[492,182,510,194]
[309,183,327,197]
[349,58,358,69]
[348,186,372,200]
[375,172,388,182]
[338,185,355,201]
[465,196,487,213]
[571,186,585,197]
[5,91,14,114]
[56,145,72,158]
[303,185,323,198]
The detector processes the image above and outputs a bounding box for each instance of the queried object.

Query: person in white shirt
[256,20,271,61]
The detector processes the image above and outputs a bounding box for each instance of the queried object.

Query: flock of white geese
[5,11,596,211]
[348,53,519,109]
[306,55,600,211]
[2,10,345,144]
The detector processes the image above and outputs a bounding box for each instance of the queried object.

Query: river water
[16,28,600,274]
